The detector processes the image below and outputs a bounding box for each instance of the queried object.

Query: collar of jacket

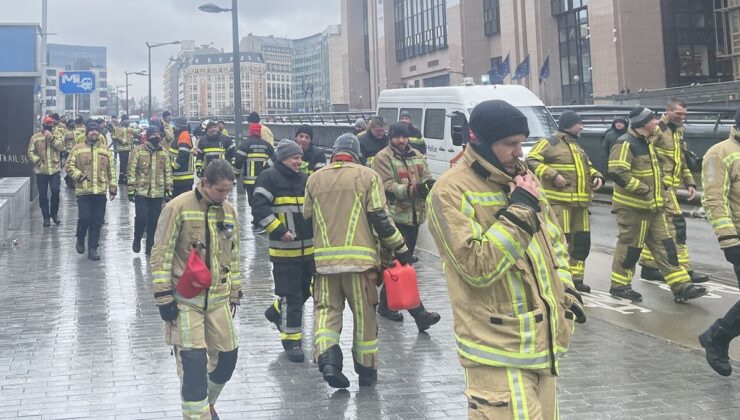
[275,160,301,178]
[194,183,220,208]
[660,113,682,133]
[145,142,162,153]
[390,143,413,158]
[332,153,356,163]
[628,128,652,143]
[463,146,523,186]
[555,130,579,142]
[84,138,100,146]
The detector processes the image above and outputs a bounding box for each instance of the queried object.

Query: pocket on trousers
[465,389,512,420]
[273,264,299,296]
[364,270,379,306]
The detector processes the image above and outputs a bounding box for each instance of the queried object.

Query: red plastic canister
[383,260,421,311]
[176,248,212,298]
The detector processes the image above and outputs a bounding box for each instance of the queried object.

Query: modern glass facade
[47,43,106,70]
[394,0,448,62]
[553,0,592,104]
[484,0,500,36]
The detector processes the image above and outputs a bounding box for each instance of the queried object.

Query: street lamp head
[199,3,231,13]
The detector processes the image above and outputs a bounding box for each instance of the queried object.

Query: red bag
[383,260,421,311]
[176,248,212,298]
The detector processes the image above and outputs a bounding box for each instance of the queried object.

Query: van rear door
[423,107,457,177]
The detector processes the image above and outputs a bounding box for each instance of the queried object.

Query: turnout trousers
[76,195,106,249]
[36,172,61,220]
[640,187,692,271]
[551,204,591,284]
[268,260,314,347]
[165,302,239,420]
[172,180,194,198]
[134,196,164,254]
[313,270,379,369]
[610,209,691,289]
[118,151,129,184]
[464,366,557,420]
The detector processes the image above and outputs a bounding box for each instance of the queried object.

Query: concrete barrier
[0,199,9,241]
[0,177,30,233]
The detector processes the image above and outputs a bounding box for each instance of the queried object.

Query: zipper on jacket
[148,151,154,197]
[204,207,211,311]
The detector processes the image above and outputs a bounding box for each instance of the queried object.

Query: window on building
[394,0,448,62]
[484,0,500,36]
[424,108,446,139]
[422,74,450,87]
[555,3,592,104]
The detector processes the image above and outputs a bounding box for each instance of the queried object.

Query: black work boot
[88,248,100,261]
[354,357,377,386]
[409,304,441,332]
[75,237,85,255]
[689,270,710,283]
[51,214,61,225]
[673,283,707,303]
[318,345,350,388]
[574,280,591,293]
[698,320,733,376]
[609,285,642,302]
[132,237,142,253]
[264,302,282,331]
[378,286,403,321]
[43,217,51,227]
[640,266,664,281]
[283,340,305,363]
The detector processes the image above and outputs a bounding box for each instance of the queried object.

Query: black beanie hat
[558,110,582,131]
[295,124,313,140]
[247,112,260,123]
[388,122,410,139]
[85,122,100,134]
[469,100,530,145]
[629,107,655,129]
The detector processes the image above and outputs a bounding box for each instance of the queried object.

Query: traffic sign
[59,71,96,94]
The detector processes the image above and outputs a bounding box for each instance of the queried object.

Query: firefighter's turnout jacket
[304,158,408,274]
[151,184,242,310]
[28,131,65,175]
[127,142,173,198]
[427,146,576,372]
[64,137,117,196]
[371,144,431,226]
[235,135,273,187]
[252,161,314,262]
[196,132,237,171]
[607,129,665,212]
[655,115,696,190]
[526,131,603,206]
[170,130,196,184]
[702,126,740,250]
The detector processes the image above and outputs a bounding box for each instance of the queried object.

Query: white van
[376,84,556,177]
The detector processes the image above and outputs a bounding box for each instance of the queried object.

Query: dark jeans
[76,195,107,249]
[396,224,420,256]
[273,260,314,341]
[118,151,129,183]
[134,196,164,253]
[172,181,193,198]
[36,172,61,219]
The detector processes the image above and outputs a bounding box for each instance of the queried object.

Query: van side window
[399,108,423,128]
[378,108,398,124]
[424,109,446,140]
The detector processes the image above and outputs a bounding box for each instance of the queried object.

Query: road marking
[637,279,740,299]
[582,290,652,314]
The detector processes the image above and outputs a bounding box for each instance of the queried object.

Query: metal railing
[197,111,376,126]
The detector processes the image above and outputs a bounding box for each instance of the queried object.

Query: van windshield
[468,106,556,142]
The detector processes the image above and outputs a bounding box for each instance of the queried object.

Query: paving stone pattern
[1,187,739,419]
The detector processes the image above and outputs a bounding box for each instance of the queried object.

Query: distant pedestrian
[234,122,273,226]
[161,110,175,149]
[354,117,367,136]
[294,125,326,175]
[27,116,65,226]
[399,110,427,155]
[602,116,628,171]
[357,116,388,166]
[195,121,237,178]
[170,117,196,198]
[112,115,135,185]
[247,111,275,145]
[65,122,117,261]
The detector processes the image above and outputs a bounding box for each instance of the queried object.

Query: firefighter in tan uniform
[161,110,175,149]
[639,101,709,283]
[304,133,413,389]
[28,116,66,226]
[698,111,740,376]
[428,100,585,419]
[527,110,604,293]
[151,160,241,420]
[607,107,707,302]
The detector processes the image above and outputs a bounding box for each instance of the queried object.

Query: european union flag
[488,53,510,84]
[539,55,550,83]
[512,55,530,80]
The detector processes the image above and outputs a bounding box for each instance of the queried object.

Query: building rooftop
[191,52,265,65]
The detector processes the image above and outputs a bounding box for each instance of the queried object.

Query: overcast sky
[3,0,340,103]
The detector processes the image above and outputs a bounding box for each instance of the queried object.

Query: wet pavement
[2,186,740,419]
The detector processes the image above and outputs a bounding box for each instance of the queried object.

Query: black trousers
[134,196,164,252]
[396,224,420,256]
[272,260,314,344]
[76,195,107,249]
[172,181,194,198]
[245,184,258,226]
[118,151,129,183]
[36,173,61,219]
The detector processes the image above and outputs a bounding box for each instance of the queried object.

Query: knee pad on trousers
[179,348,208,402]
[209,348,238,385]
[662,239,679,267]
[622,246,642,270]
[672,215,687,245]
[571,231,591,261]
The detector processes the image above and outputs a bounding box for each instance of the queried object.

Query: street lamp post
[146,41,181,119]
[124,71,147,115]
[199,1,243,142]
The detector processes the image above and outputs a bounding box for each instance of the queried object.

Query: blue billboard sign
[59,71,96,94]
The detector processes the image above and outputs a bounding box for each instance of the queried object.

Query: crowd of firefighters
[26,100,740,419]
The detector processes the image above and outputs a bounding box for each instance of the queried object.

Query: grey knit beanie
[275,139,303,162]
[333,133,361,159]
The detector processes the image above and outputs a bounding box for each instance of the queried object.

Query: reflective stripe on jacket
[235,136,273,185]
[170,131,195,181]
[427,146,575,372]
[27,131,65,175]
[607,129,664,211]
[299,144,327,176]
[702,126,740,249]
[527,131,602,206]
[372,144,431,226]
[150,185,241,309]
[112,126,133,152]
[304,159,405,274]
[127,143,173,198]
[655,115,696,189]
[64,139,117,196]
[197,133,236,168]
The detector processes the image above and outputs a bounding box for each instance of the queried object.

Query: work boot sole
[674,286,708,303]
[321,365,350,388]
[690,273,710,283]
[416,313,441,332]
[698,332,732,376]
[609,288,642,302]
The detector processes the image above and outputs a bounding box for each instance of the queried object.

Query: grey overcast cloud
[2,0,340,104]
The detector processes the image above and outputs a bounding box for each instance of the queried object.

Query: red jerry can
[176,248,212,298]
[383,260,421,311]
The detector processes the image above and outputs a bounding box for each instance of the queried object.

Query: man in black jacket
[294,125,326,175]
[358,116,388,167]
[195,121,237,177]
[252,140,314,363]
[602,116,628,172]
[234,123,274,228]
